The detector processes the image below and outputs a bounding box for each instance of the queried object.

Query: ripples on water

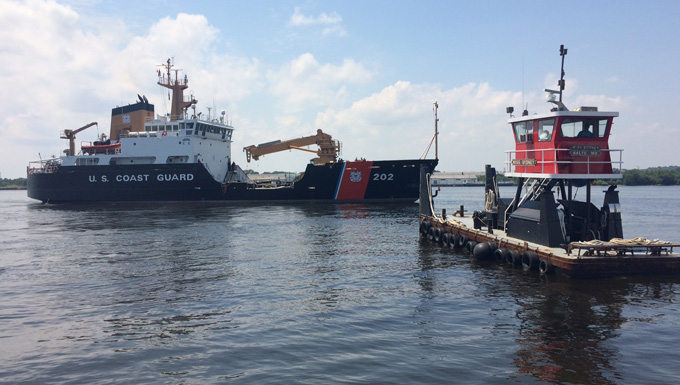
[1,187,679,384]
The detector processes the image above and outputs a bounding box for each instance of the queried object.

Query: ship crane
[60,122,98,156]
[243,129,341,166]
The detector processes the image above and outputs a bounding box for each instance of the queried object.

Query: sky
[1,0,679,178]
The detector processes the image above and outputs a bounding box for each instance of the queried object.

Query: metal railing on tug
[504,148,623,175]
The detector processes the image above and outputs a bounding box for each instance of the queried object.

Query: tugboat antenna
[559,44,568,102]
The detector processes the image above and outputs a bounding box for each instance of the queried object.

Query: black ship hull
[27,159,438,203]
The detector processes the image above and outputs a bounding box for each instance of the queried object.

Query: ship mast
[434,101,439,160]
[420,101,440,160]
[157,58,197,121]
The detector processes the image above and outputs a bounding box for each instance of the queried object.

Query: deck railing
[505,148,623,176]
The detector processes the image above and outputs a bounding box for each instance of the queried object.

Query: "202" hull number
[373,173,394,181]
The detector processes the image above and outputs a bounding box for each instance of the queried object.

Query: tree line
[0,178,27,189]
[618,166,680,186]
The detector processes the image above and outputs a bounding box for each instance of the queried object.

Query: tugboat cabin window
[538,119,555,142]
[560,118,609,138]
[513,122,533,143]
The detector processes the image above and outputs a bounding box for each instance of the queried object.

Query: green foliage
[621,167,680,185]
[0,178,27,189]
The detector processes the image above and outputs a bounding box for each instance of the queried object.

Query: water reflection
[511,279,624,384]
[415,239,680,384]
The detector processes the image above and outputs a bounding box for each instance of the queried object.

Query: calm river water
[1,186,679,384]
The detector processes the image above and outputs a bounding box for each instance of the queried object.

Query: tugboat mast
[434,101,439,160]
[157,58,197,121]
[558,44,568,103]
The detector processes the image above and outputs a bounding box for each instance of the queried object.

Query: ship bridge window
[513,121,533,143]
[197,123,208,136]
[538,119,555,142]
[221,128,233,140]
[560,118,609,138]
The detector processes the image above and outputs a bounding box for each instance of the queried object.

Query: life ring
[162,130,168,136]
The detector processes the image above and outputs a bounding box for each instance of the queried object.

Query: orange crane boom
[60,122,98,156]
[243,129,341,165]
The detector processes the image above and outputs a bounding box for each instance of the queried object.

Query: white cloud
[266,53,372,112]
[289,7,342,26]
[314,81,521,171]
[288,7,347,37]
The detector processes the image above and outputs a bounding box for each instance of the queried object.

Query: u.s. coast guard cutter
[27,59,437,203]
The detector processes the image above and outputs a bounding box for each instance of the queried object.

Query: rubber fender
[522,251,540,270]
[455,235,468,249]
[539,259,555,274]
[494,248,507,260]
[473,242,496,259]
[466,240,478,253]
[427,226,436,242]
[420,220,431,235]
[434,227,443,243]
[505,249,521,265]
[451,233,462,248]
[442,232,453,247]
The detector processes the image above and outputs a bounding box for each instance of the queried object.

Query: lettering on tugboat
[511,158,537,166]
[570,145,601,157]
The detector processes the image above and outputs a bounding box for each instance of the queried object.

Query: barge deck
[419,210,680,278]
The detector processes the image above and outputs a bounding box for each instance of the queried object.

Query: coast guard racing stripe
[334,161,373,200]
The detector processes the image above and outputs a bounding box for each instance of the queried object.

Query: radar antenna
[545,44,569,111]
